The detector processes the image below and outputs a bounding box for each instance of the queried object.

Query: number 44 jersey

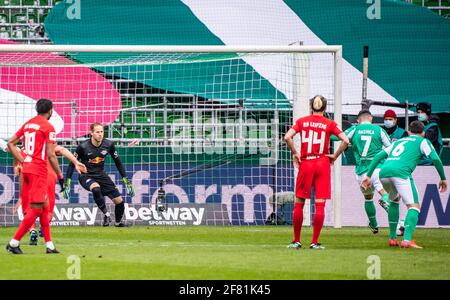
[291,115,343,160]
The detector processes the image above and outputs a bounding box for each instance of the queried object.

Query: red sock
[292,202,304,243]
[13,207,43,241]
[312,201,325,244]
[40,205,52,243]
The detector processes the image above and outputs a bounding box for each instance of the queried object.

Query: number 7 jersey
[291,115,342,160]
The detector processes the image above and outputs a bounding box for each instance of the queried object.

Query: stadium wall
[0,166,448,227]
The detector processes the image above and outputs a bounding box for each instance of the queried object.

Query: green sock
[403,208,419,242]
[364,200,377,228]
[382,193,389,203]
[388,201,399,239]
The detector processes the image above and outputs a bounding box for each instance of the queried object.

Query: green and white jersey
[345,123,391,175]
[380,135,437,179]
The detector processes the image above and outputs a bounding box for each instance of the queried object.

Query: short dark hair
[357,109,372,118]
[90,122,104,132]
[310,95,327,112]
[409,120,424,134]
[35,98,53,114]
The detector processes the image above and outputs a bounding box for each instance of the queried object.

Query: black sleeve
[425,126,438,144]
[109,142,127,179]
[65,145,82,180]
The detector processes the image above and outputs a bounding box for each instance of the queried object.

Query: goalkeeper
[62,122,135,227]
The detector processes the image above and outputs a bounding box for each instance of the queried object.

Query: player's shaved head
[310,95,327,112]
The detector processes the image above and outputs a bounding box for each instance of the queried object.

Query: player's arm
[380,128,392,148]
[56,146,87,174]
[6,135,24,163]
[65,145,82,180]
[109,142,135,197]
[62,145,82,199]
[283,128,300,169]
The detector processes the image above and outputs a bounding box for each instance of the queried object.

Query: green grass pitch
[1,226,449,280]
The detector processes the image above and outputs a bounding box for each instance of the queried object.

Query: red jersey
[291,115,342,160]
[15,115,56,177]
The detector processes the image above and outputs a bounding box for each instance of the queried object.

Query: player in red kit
[5,99,64,254]
[284,95,349,249]
[14,145,86,245]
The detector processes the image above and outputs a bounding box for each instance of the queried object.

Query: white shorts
[380,177,419,205]
[356,168,384,197]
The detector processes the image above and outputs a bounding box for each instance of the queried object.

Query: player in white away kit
[342,110,391,234]
[362,121,447,248]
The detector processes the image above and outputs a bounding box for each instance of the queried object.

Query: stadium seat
[27,13,37,23]
[13,13,28,23]
[0,26,10,39]
[22,0,37,5]
[11,26,26,38]
[0,14,8,24]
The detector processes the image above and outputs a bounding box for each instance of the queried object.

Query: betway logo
[125,204,204,225]
[53,206,98,225]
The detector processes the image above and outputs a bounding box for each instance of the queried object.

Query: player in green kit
[361,121,447,248]
[341,110,392,233]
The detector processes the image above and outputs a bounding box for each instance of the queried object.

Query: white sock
[9,239,19,247]
[105,212,111,217]
[46,241,55,250]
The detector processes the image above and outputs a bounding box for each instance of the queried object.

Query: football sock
[39,205,51,243]
[403,208,420,242]
[388,201,400,239]
[312,201,325,244]
[364,199,378,228]
[292,202,304,243]
[13,207,43,241]
[115,201,125,223]
[46,241,55,250]
[9,239,19,247]
[92,187,107,214]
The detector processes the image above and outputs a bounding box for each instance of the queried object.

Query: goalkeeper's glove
[62,178,71,199]
[58,176,65,192]
[123,177,135,197]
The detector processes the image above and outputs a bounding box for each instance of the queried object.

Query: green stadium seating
[0,26,10,39]
[13,13,28,23]
[22,0,38,5]
[0,14,8,23]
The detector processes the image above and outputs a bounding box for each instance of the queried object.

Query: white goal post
[0,44,342,228]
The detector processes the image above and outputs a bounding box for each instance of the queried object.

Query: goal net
[0,45,342,227]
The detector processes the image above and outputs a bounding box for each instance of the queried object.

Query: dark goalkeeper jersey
[66,138,127,179]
